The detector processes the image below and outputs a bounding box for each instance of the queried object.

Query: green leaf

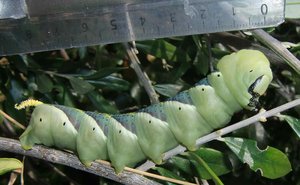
[137,40,177,61]
[170,60,191,82]
[137,39,190,62]
[8,56,28,74]
[7,79,26,102]
[0,158,23,175]
[187,152,224,185]
[36,74,53,93]
[193,50,209,76]
[5,80,27,123]
[155,166,186,185]
[87,91,118,114]
[87,76,130,91]
[223,137,292,179]
[279,114,300,138]
[154,84,183,97]
[155,167,185,180]
[169,148,231,180]
[168,156,193,174]
[286,0,300,19]
[78,47,88,59]
[69,77,95,94]
[82,67,127,80]
[191,148,231,180]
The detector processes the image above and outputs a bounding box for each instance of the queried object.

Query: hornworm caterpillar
[17,49,273,173]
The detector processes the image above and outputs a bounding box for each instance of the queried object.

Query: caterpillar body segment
[54,106,108,166]
[18,49,273,173]
[217,50,272,109]
[108,114,147,173]
[19,104,77,150]
[207,72,242,112]
[189,85,234,128]
[127,112,178,164]
[162,101,212,151]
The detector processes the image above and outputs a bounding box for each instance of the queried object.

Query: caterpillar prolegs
[17,49,273,173]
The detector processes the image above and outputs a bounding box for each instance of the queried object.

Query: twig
[204,34,214,72]
[251,29,300,74]
[0,110,25,130]
[201,179,209,185]
[137,99,300,171]
[8,172,18,185]
[125,166,196,185]
[0,137,161,185]
[21,156,25,185]
[3,119,18,136]
[0,136,195,185]
[96,160,196,185]
[60,49,70,61]
[209,32,286,67]
[187,153,223,185]
[123,42,160,104]
[47,163,81,185]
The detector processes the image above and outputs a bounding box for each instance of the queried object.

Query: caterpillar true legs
[18,49,273,173]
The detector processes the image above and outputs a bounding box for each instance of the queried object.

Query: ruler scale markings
[0,0,284,56]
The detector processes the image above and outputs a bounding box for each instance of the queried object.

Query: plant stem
[0,137,160,185]
[188,153,224,185]
[123,42,160,104]
[251,29,300,74]
[0,110,25,130]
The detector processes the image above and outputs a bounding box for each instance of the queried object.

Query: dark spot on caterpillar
[202,88,205,91]
[119,130,121,133]
[63,122,66,126]
[93,127,95,131]
[40,118,42,122]
[179,107,181,110]
[149,120,151,123]
[217,74,220,77]
[250,70,253,72]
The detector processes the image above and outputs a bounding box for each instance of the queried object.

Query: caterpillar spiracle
[17,49,273,173]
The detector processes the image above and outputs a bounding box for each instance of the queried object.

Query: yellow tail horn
[15,99,44,110]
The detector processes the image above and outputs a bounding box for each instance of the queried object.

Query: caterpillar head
[217,49,273,110]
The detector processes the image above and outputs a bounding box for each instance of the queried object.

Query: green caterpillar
[17,49,273,173]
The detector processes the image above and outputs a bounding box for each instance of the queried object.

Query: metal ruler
[0,0,285,56]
